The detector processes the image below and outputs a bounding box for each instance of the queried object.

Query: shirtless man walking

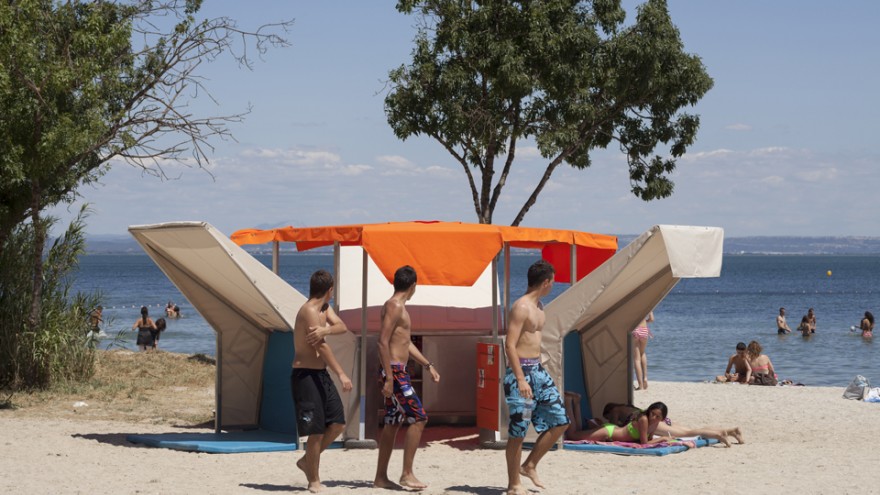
[291,270,352,493]
[374,265,440,490]
[504,260,569,495]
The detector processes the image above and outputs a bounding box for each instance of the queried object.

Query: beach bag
[843,375,870,400]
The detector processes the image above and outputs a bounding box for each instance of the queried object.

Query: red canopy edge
[230,221,617,286]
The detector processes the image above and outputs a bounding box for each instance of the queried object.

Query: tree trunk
[27,180,45,332]
[510,158,565,227]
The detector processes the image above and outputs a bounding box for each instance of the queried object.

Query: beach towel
[563,437,717,456]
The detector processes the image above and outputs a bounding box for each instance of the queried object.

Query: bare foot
[506,485,529,495]
[731,428,745,444]
[400,474,428,490]
[642,381,648,390]
[714,434,731,448]
[520,465,545,489]
[373,477,401,490]
[308,481,323,493]
[296,456,308,476]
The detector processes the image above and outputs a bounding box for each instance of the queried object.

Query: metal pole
[359,248,368,440]
[272,241,279,274]
[491,255,498,339]
[503,242,510,334]
[333,242,340,313]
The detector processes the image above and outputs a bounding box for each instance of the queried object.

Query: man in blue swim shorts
[503,260,569,495]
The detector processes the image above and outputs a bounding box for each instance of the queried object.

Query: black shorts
[291,368,345,436]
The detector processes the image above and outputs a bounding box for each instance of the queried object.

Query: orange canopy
[231,221,617,286]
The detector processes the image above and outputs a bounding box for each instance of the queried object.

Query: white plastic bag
[864,388,880,403]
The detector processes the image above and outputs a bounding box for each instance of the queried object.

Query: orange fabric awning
[231,221,617,286]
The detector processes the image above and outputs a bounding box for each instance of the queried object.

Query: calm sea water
[71,253,879,387]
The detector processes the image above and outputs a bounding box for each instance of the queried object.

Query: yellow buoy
[827,270,832,277]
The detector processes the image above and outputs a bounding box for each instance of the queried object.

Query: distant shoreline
[83,237,880,256]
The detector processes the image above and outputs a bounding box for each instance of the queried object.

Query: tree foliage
[0,0,290,389]
[385,0,713,225]
[0,0,291,248]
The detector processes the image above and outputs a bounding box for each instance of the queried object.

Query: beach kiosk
[128,221,721,452]
[230,221,618,445]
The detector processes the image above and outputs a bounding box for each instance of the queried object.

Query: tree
[0,0,289,388]
[385,0,713,225]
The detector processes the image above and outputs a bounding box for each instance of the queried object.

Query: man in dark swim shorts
[291,270,353,493]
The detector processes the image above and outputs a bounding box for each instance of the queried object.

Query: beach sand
[1,380,875,494]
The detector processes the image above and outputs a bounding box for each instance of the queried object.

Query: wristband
[424,362,434,369]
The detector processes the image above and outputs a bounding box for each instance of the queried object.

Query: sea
[72,253,880,388]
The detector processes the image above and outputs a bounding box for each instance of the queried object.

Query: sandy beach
[2,380,877,494]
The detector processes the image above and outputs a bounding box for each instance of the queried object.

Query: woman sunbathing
[567,402,673,444]
[564,397,743,447]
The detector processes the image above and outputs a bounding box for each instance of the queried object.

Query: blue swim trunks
[503,359,570,438]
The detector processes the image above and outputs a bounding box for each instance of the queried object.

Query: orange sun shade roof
[231,221,617,286]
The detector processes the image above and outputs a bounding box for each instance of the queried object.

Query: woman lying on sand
[567,401,672,444]
[564,394,744,447]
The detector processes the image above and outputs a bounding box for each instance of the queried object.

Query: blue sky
[49,1,880,238]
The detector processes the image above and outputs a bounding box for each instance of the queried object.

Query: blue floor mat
[126,429,299,454]
[563,437,718,456]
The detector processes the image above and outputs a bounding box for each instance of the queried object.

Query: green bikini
[602,421,640,441]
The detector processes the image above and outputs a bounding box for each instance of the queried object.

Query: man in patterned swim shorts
[373,266,440,490]
[503,260,569,495]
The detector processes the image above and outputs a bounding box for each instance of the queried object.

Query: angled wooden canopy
[231,221,617,286]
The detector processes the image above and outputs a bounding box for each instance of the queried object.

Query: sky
[48,0,880,238]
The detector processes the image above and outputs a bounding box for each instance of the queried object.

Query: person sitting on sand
[746,340,777,386]
[567,401,673,444]
[860,311,874,338]
[716,342,751,383]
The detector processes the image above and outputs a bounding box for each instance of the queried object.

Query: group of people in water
[776,306,874,338]
[776,306,817,336]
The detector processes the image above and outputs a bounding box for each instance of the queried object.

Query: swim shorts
[503,359,570,438]
[291,368,345,436]
[379,363,428,425]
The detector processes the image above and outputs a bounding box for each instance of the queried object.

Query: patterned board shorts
[379,363,428,425]
[503,360,569,438]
